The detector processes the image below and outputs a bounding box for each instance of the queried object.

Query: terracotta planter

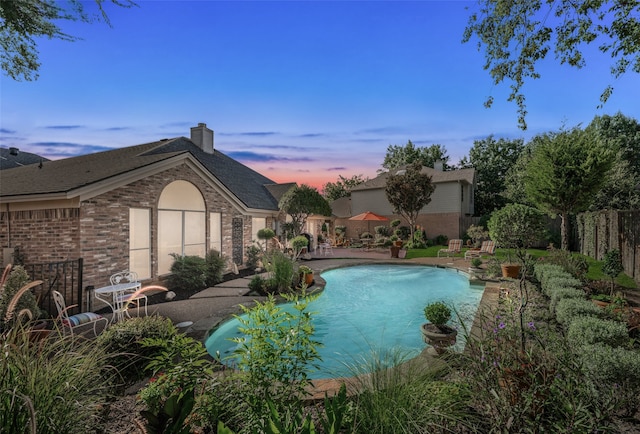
[394,241,403,247]
[303,272,314,286]
[421,323,457,354]
[501,264,521,279]
[390,246,401,258]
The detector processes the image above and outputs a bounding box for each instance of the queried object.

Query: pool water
[205,264,484,379]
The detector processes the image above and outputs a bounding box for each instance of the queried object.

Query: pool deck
[144,247,507,399]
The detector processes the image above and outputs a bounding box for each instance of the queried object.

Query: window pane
[158,210,183,275]
[130,208,150,249]
[158,180,205,211]
[251,217,266,243]
[210,212,222,253]
[130,249,151,279]
[185,211,205,245]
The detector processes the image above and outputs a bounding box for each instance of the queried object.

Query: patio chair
[53,290,107,337]
[437,239,462,258]
[110,271,147,317]
[464,240,496,259]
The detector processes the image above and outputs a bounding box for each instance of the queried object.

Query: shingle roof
[0,137,282,211]
[0,147,50,170]
[351,166,475,191]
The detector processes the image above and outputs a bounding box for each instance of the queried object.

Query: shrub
[580,343,640,415]
[248,275,266,293]
[390,219,401,228]
[544,249,588,281]
[263,250,295,293]
[555,298,603,326]
[541,275,582,297]
[567,316,629,348]
[533,263,566,285]
[96,315,178,383]
[433,234,448,246]
[602,249,623,294]
[395,226,410,240]
[205,249,226,286]
[245,245,261,269]
[471,258,482,268]
[0,326,112,433]
[257,228,275,242]
[423,302,452,326]
[374,225,389,236]
[229,293,321,431]
[548,286,586,312]
[0,265,41,327]
[139,333,212,434]
[169,254,207,293]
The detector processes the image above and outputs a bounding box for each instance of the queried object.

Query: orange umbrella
[349,211,389,235]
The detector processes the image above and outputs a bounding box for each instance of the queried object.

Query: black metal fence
[23,258,84,318]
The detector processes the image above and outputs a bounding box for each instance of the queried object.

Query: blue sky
[1,0,638,189]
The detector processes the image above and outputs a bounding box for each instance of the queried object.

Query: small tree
[279,185,332,237]
[602,249,624,295]
[384,161,435,241]
[256,228,276,252]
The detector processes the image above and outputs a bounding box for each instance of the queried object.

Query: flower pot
[421,323,457,354]
[390,246,401,258]
[304,272,314,286]
[394,241,403,247]
[501,264,521,278]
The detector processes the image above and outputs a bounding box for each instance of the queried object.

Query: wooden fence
[576,210,640,284]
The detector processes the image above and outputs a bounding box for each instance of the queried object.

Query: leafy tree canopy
[463,0,640,130]
[382,140,450,172]
[322,174,368,202]
[586,113,640,210]
[278,184,332,237]
[458,135,524,216]
[384,161,435,240]
[524,126,614,249]
[0,0,136,81]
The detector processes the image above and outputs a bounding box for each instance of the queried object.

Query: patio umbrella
[349,211,389,235]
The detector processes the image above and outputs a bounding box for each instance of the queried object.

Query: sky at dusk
[1,0,639,191]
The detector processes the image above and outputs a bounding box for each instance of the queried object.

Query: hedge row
[534,263,640,395]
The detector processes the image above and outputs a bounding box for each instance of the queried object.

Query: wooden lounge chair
[437,239,462,258]
[464,240,496,259]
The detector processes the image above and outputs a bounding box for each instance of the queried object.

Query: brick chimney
[190,123,214,154]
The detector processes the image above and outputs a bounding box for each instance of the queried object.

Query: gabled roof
[0,147,49,170]
[351,166,475,191]
[0,137,282,211]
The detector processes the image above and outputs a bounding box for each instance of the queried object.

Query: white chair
[321,242,333,256]
[53,290,107,337]
[110,271,147,317]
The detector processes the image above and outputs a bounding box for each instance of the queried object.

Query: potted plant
[421,301,457,355]
[298,265,314,286]
[487,204,546,279]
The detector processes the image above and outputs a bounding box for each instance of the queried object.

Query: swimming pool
[205,264,484,379]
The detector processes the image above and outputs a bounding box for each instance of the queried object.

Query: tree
[523,127,614,250]
[322,174,368,202]
[463,0,640,130]
[384,161,435,241]
[458,135,524,216]
[382,141,450,171]
[278,185,332,237]
[586,113,640,210]
[0,0,136,81]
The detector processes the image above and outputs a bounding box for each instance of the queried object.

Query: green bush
[544,249,588,281]
[555,298,603,326]
[567,316,629,348]
[423,302,452,326]
[205,249,226,287]
[245,245,261,269]
[580,343,640,415]
[229,293,322,431]
[96,315,178,383]
[0,265,41,328]
[169,253,207,293]
[0,326,112,433]
[541,275,582,297]
[263,250,295,293]
[533,263,567,287]
[548,286,586,312]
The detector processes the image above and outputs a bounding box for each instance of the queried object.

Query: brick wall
[2,163,262,289]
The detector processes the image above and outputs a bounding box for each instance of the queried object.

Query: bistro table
[95,281,142,323]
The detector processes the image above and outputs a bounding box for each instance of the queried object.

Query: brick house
[0,123,291,289]
[332,164,476,240]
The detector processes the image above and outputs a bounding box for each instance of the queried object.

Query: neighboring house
[333,165,476,240]
[0,123,290,289]
[0,147,49,170]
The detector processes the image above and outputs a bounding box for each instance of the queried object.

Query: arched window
[158,180,206,275]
